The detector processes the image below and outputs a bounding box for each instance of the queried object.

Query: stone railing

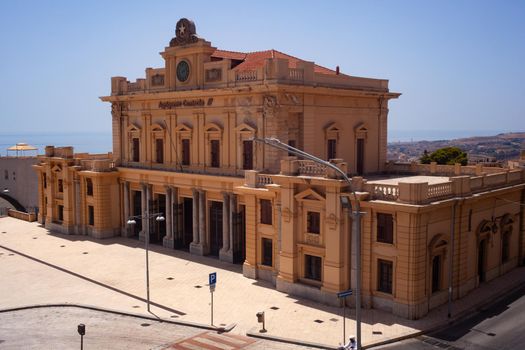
[427,182,453,200]
[80,159,116,172]
[257,174,274,186]
[366,183,400,201]
[297,160,327,176]
[289,68,304,81]
[386,161,504,176]
[235,70,258,82]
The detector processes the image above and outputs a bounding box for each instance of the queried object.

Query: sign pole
[343,297,346,345]
[211,289,214,325]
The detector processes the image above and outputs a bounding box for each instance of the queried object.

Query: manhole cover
[32,237,37,239]
[132,305,140,308]
[167,277,174,280]
[194,285,202,288]
[373,331,383,335]
[60,245,66,247]
[314,319,324,323]
[140,323,151,327]
[329,318,339,322]
[270,306,279,310]
[170,315,178,318]
[82,252,88,254]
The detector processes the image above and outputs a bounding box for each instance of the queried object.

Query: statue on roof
[170,18,198,47]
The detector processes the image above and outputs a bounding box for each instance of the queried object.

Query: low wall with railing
[8,209,36,222]
[80,159,116,172]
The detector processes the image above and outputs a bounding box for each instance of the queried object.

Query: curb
[247,328,334,349]
[0,303,224,332]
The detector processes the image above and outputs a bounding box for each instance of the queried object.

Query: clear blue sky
[1,0,524,136]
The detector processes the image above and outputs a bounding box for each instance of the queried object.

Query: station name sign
[159,98,213,109]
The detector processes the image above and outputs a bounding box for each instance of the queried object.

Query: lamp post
[127,212,165,312]
[252,137,364,350]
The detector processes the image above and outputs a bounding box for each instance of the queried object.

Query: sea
[0,129,514,156]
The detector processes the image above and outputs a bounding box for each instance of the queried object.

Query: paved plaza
[1,217,524,348]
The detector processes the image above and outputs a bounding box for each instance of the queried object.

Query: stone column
[171,187,179,243]
[123,181,130,237]
[220,192,233,262]
[190,188,203,255]
[139,183,148,242]
[199,190,207,254]
[74,179,81,235]
[163,186,174,249]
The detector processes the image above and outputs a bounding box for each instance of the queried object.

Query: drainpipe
[448,200,457,318]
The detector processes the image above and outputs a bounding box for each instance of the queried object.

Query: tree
[420,147,467,165]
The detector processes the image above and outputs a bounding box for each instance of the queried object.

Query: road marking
[193,337,234,350]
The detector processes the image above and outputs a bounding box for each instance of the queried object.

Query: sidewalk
[1,217,524,348]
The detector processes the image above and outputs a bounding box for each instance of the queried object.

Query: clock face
[177,60,190,82]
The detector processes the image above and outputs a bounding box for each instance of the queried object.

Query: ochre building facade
[34,19,525,319]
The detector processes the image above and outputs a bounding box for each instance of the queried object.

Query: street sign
[337,289,353,298]
[209,272,217,286]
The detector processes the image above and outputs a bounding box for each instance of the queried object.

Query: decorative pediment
[428,233,448,251]
[126,123,141,132]
[174,123,192,133]
[354,122,368,139]
[52,165,62,173]
[294,188,325,202]
[151,123,165,132]
[204,122,222,133]
[235,122,256,134]
[325,122,342,132]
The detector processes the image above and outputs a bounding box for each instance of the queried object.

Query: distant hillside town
[388,132,525,165]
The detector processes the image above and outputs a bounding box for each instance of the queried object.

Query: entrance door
[209,201,223,257]
[132,191,142,237]
[357,138,364,175]
[181,198,193,250]
[232,205,246,264]
[478,239,487,283]
[150,194,166,244]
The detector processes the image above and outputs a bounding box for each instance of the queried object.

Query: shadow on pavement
[430,283,525,342]
[0,244,186,316]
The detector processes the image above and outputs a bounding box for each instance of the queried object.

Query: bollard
[256,311,266,333]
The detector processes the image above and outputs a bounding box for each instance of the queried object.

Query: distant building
[33,19,525,320]
[0,155,39,213]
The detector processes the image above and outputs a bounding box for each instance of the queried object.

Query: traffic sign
[209,272,217,286]
[337,289,353,298]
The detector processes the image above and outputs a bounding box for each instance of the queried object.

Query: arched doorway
[478,239,487,283]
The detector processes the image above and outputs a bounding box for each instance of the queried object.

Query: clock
[177,60,190,82]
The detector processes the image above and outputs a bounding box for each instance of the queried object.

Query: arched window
[428,233,448,294]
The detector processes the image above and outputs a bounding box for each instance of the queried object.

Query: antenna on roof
[336,66,340,75]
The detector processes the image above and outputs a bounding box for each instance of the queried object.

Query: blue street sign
[337,289,353,298]
[209,272,217,286]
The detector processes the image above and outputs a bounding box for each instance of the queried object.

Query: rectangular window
[288,139,296,156]
[327,139,337,160]
[262,238,273,267]
[243,140,253,170]
[378,259,393,294]
[377,213,394,244]
[58,205,64,221]
[468,209,473,231]
[305,255,322,281]
[307,211,320,234]
[86,178,93,196]
[88,205,94,226]
[58,179,64,193]
[43,174,47,189]
[260,199,272,225]
[210,140,220,168]
[155,139,164,164]
[132,138,140,162]
[502,233,510,263]
[181,139,190,166]
[432,255,441,293]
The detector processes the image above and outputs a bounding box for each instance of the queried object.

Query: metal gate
[232,208,246,264]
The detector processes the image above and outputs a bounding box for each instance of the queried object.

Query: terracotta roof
[211,49,337,75]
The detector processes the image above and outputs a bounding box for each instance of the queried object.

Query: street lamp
[127,212,165,312]
[252,137,364,350]
[77,324,85,350]
[2,188,9,194]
